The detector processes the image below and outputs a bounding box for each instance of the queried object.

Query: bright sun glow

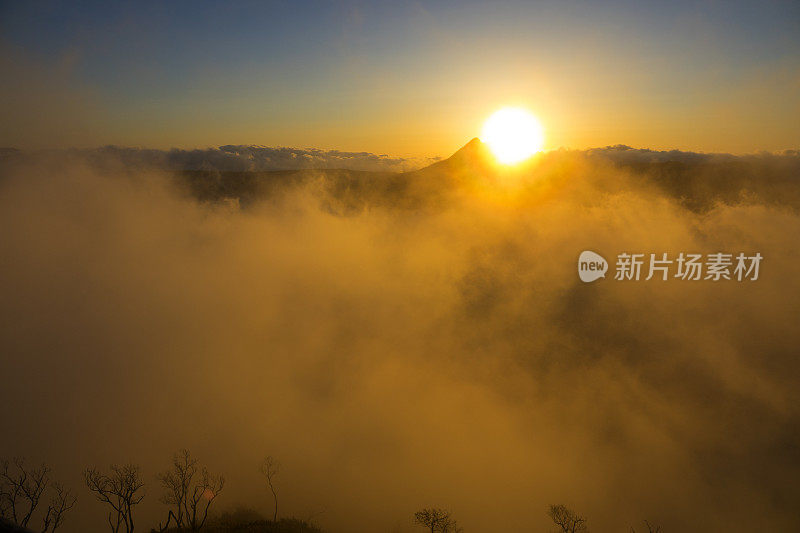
[481,107,545,164]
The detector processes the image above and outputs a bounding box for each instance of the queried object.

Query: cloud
[0,147,799,532]
[0,145,441,174]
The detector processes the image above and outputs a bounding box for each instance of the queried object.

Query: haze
[1,2,799,533]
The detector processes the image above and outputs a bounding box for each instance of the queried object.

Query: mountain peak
[435,137,493,169]
[452,137,487,158]
[407,138,495,180]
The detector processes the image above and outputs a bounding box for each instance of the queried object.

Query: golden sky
[1,1,798,156]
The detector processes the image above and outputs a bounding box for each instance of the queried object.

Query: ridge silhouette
[406,137,497,185]
[416,137,491,172]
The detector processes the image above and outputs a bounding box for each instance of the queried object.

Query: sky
[2,4,800,532]
[1,0,799,156]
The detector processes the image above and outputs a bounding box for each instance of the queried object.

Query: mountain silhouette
[162,138,500,212]
[409,137,495,180]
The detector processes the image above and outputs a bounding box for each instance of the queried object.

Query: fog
[1,145,799,532]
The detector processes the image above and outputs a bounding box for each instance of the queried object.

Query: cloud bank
[0,145,441,173]
[0,147,799,533]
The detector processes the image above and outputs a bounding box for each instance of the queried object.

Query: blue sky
[1,0,798,155]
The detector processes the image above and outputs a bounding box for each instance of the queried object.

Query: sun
[481,107,545,164]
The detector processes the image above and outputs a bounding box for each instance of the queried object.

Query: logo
[577,251,762,282]
[578,250,608,283]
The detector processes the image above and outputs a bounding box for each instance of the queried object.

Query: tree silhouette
[413,508,462,533]
[84,464,145,533]
[0,458,51,528]
[41,483,77,533]
[259,457,280,523]
[156,449,224,531]
[547,504,587,533]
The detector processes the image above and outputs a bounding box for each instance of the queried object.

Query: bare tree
[259,456,279,523]
[84,464,145,533]
[631,520,662,533]
[413,508,461,533]
[441,518,463,533]
[547,504,587,533]
[156,450,193,530]
[41,483,77,533]
[156,449,224,531]
[0,458,51,528]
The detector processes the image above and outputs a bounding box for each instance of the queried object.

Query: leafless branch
[259,456,280,522]
[157,449,223,531]
[548,504,588,533]
[84,464,144,533]
[0,457,51,528]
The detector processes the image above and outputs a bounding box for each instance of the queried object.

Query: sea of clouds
[1,146,799,532]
